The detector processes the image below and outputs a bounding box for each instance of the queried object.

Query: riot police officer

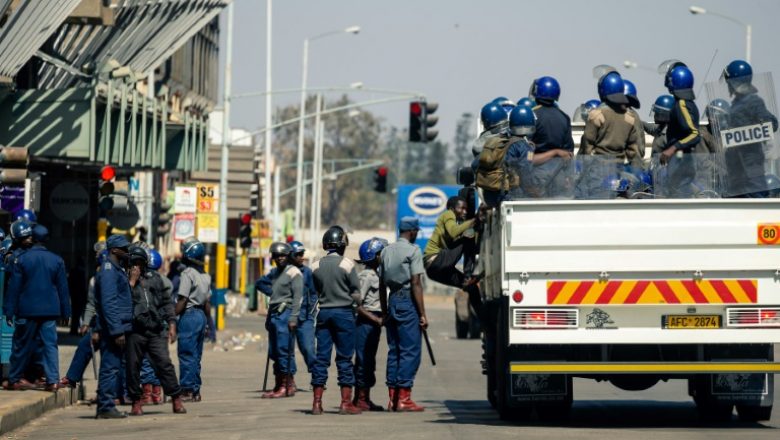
[472,101,510,163]
[530,76,575,154]
[3,220,70,392]
[257,241,302,399]
[94,234,133,418]
[647,95,675,157]
[139,249,171,405]
[623,79,647,160]
[721,60,779,197]
[176,238,212,402]
[310,227,363,415]
[379,217,427,412]
[289,241,316,374]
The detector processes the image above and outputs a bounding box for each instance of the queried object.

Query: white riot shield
[704,71,780,197]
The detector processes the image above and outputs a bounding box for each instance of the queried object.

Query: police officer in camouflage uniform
[379,217,428,412]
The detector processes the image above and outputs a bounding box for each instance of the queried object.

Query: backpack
[476,135,522,191]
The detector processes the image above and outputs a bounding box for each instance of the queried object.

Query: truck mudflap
[510,361,780,374]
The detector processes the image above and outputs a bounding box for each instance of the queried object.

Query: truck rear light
[512,308,578,329]
[727,307,780,327]
[512,290,524,303]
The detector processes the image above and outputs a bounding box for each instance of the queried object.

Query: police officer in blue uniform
[530,76,575,155]
[659,61,701,197]
[472,101,510,170]
[94,234,133,418]
[721,60,779,197]
[289,241,316,373]
[3,220,70,392]
[379,217,428,412]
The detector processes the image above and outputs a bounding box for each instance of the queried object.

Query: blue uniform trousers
[354,312,382,388]
[311,307,355,387]
[385,293,421,389]
[96,332,125,413]
[9,318,59,385]
[265,308,297,375]
[65,332,93,382]
[178,308,206,394]
[296,315,316,372]
[141,356,160,385]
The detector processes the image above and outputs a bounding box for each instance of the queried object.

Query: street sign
[174,213,196,241]
[197,183,219,213]
[396,184,461,252]
[49,182,89,222]
[174,186,197,213]
[197,213,219,243]
[107,201,140,230]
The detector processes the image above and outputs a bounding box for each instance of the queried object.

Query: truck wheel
[736,404,773,422]
[495,298,530,422]
[455,311,469,339]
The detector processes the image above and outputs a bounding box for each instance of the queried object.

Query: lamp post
[293,25,360,237]
[690,5,751,63]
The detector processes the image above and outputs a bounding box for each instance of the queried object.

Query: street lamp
[689,5,751,63]
[294,25,361,236]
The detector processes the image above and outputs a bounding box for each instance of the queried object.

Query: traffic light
[374,167,388,193]
[98,165,116,212]
[0,146,29,184]
[408,100,439,143]
[156,200,172,236]
[239,213,252,248]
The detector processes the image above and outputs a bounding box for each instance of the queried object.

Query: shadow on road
[436,399,776,429]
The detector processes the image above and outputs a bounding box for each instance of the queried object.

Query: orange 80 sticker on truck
[757,223,780,245]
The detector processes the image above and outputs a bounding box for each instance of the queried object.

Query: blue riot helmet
[10,219,32,241]
[666,66,695,99]
[650,95,675,123]
[492,97,516,114]
[289,240,306,256]
[532,76,561,103]
[508,105,536,136]
[516,97,535,108]
[357,238,386,264]
[722,59,756,95]
[14,208,37,224]
[480,102,508,132]
[182,238,205,264]
[658,59,687,88]
[576,99,602,122]
[623,79,640,109]
[148,249,163,270]
[597,72,628,105]
[705,98,731,130]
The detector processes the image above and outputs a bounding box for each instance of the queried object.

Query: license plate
[663,315,721,329]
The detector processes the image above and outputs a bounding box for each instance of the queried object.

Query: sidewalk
[0,331,82,434]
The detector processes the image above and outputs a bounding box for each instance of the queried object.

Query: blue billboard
[396,184,461,252]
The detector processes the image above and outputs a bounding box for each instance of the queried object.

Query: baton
[89,330,98,380]
[422,329,436,366]
[285,328,296,396]
[261,348,271,392]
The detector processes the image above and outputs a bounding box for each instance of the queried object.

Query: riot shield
[704,71,780,197]
[573,155,625,200]
[651,153,722,199]
[505,154,576,201]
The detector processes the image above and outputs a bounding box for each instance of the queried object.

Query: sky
[218,0,780,149]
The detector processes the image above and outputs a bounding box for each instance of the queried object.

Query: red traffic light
[377,167,388,177]
[100,165,116,181]
[410,102,422,116]
[240,213,252,225]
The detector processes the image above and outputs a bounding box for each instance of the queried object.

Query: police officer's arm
[55,258,71,319]
[289,270,303,327]
[355,270,381,325]
[409,250,428,329]
[175,270,192,316]
[378,261,388,318]
[157,277,176,329]
[3,260,22,322]
[580,111,602,155]
[562,118,575,152]
[254,267,277,297]
[671,100,700,151]
[81,276,97,331]
[754,97,779,131]
[531,149,571,165]
[625,117,644,167]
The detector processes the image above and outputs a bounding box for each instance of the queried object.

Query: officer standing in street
[257,241,302,399]
[125,245,187,416]
[139,249,172,405]
[289,241,316,375]
[310,226,363,415]
[2,220,70,392]
[354,238,388,412]
[176,238,212,402]
[94,234,133,419]
[659,60,701,197]
[379,217,428,412]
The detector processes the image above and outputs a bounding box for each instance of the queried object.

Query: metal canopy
[39,0,230,88]
[0,0,83,79]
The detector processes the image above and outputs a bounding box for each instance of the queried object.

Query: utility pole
[217,3,233,291]
[263,0,273,218]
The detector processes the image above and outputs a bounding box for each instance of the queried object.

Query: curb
[0,387,78,434]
